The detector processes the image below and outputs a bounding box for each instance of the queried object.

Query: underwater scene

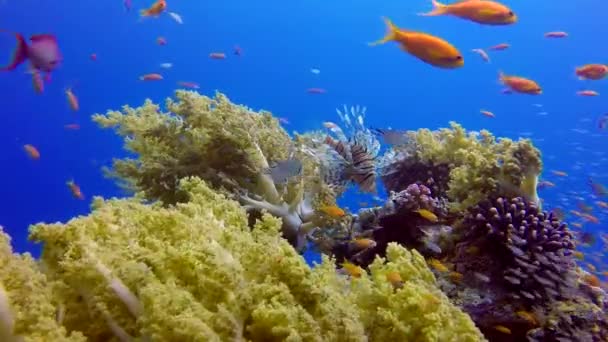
[1,0,607,341]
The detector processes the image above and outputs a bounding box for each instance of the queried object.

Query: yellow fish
[341,261,364,278]
[415,209,438,222]
[319,205,345,218]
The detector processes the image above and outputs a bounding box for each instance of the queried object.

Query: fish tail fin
[369,17,398,46]
[498,70,506,84]
[0,31,28,71]
[419,0,447,16]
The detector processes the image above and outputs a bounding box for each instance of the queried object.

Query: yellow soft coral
[412,122,542,211]
[18,178,485,341]
[0,227,85,342]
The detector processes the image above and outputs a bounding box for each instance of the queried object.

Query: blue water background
[0,0,606,267]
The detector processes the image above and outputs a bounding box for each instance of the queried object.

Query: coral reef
[93,90,336,251]
[1,178,484,341]
[379,122,542,211]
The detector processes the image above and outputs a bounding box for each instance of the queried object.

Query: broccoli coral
[92,90,293,204]
[379,122,543,212]
[0,178,488,341]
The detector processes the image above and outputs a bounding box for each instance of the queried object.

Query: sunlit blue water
[1,0,606,265]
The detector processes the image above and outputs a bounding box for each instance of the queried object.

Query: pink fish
[307,88,326,94]
[124,0,132,11]
[0,31,62,81]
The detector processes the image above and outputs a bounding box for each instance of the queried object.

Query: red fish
[23,144,40,160]
[30,69,44,93]
[140,73,163,81]
[209,52,226,59]
[234,45,242,56]
[307,88,326,94]
[65,87,79,111]
[0,31,62,80]
[545,31,567,38]
[177,81,199,89]
[67,180,85,200]
[489,43,509,51]
[577,90,599,96]
[64,123,80,130]
[140,0,166,17]
[157,37,167,46]
[90,53,97,61]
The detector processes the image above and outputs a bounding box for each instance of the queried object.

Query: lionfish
[319,105,380,194]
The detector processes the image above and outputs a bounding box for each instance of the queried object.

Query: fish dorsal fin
[30,34,56,42]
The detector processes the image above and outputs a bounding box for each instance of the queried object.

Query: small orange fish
[480,110,495,118]
[494,325,512,334]
[586,263,597,273]
[538,180,555,189]
[596,201,608,209]
[499,71,541,95]
[23,144,40,160]
[350,238,377,251]
[489,43,509,51]
[369,17,463,69]
[386,271,404,289]
[140,73,163,81]
[31,70,43,93]
[156,36,167,45]
[576,64,608,80]
[420,0,516,25]
[572,222,583,229]
[415,209,438,222]
[582,273,600,287]
[341,261,363,278]
[64,123,80,130]
[551,170,568,177]
[572,251,584,260]
[471,48,490,63]
[449,271,464,283]
[177,81,200,89]
[577,90,599,96]
[581,213,599,224]
[544,31,568,38]
[65,88,79,111]
[67,180,85,200]
[319,205,346,218]
[570,210,583,217]
[209,52,226,59]
[428,258,449,272]
[140,0,166,17]
[515,311,538,325]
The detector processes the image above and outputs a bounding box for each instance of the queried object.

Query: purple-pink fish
[124,0,132,11]
[0,30,62,81]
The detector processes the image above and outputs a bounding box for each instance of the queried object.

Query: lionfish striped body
[321,105,379,194]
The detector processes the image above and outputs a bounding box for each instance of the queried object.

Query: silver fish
[263,158,302,184]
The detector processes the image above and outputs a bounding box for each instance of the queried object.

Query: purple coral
[463,197,577,304]
[332,182,447,266]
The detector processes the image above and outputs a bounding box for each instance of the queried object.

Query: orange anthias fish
[319,205,346,218]
[23,144,40,160]
[499,71,542,95]
[140,0,166,17]
[576,64,608,80]
[420,0,517,25]
[209,52,226,60]
[577,90,599,96]
[551,170,568,177]
[140,73,163,81]
[489,43,510,51]
[480,110,495,118]
[67,180,85,200]
[65,87,79,111]
[544,31,568,38]
[369,17,464,69]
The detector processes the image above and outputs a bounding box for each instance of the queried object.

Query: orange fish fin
[369,17,400,46]
[418,0,448,16]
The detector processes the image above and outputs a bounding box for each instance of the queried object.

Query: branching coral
[379,122,542,211]
[0,178,486,341]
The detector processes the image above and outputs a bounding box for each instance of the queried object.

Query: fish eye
[455,56,463,60]
[508,11,514,16]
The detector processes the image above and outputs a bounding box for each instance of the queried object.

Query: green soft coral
[15,178,485,341]
[0,227,85,342]
[413,122,542,211]
[92,90,293,204]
